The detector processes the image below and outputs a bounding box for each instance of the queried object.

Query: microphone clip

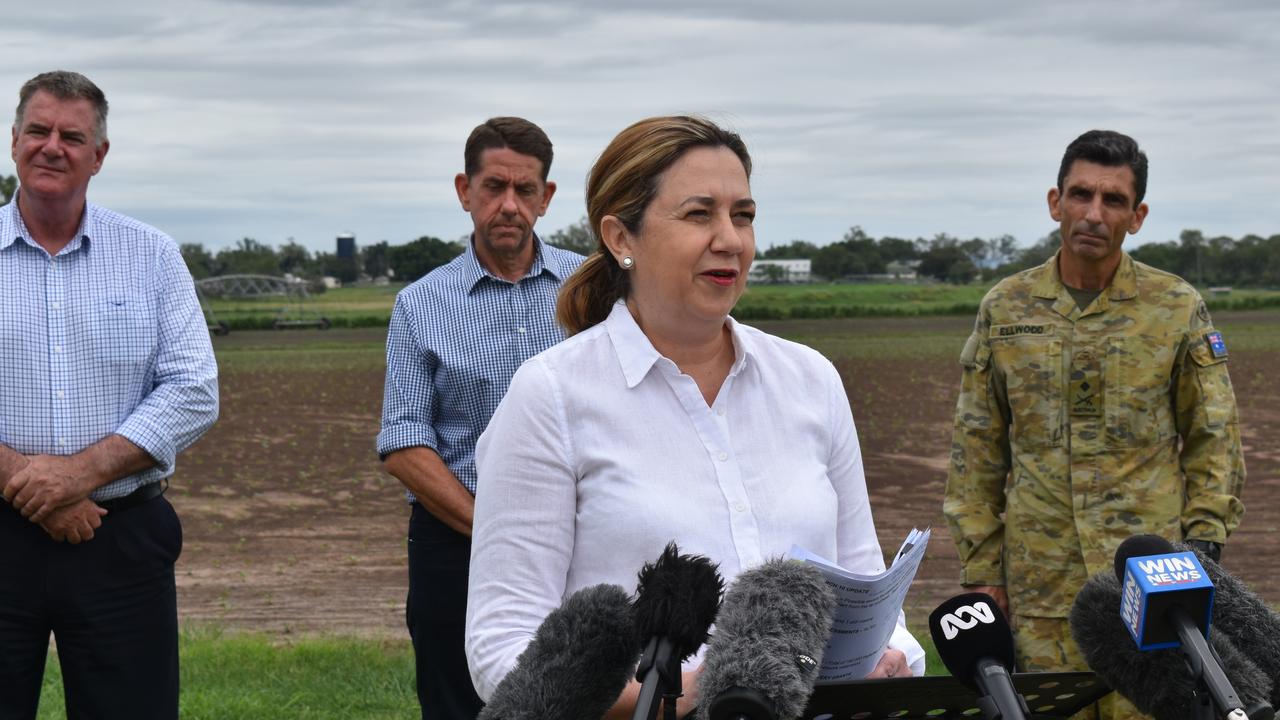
[635,636,683,720]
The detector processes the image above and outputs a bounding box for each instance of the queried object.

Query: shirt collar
[1031,249,1138,301]
[604,301,756,389]
[0,200,19,251]
[0,191,93,255]
[461,232,556,292]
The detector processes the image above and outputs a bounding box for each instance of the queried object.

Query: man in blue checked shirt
[378,117,583,720]
[0,71,218,720]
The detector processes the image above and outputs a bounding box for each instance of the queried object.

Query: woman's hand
[865,648,911,679]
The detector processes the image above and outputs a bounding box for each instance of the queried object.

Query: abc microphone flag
[935,599,998,641]
[1117,538,1214,651]
[929,593,1028,720]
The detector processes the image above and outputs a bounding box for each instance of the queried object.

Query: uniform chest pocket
[92,299,156,367]
[990,335,1063,448]
[1104,335,1176,447]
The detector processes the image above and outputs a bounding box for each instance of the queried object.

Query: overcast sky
[4,1,1277,255]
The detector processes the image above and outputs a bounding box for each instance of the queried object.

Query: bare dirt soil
[174,315,1280,635]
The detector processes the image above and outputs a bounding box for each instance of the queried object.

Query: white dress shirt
[467,302,925,700]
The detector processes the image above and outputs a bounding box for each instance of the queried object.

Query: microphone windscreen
[479,584,640,720]
[928,592,1015,690]
[1070,571,1273,720]
[1114,534,1176,584]
[1183,541,1280,707]
[633,542,724,660]
[698,558,836,720]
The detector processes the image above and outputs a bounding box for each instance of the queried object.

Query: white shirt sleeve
[466,358,578,701]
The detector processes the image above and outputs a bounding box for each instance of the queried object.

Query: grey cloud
[1,0,1276,253]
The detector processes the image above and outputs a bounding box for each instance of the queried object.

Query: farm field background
[170,308,1280,633]
[38,308,1280,717]
[202,282,1280,328]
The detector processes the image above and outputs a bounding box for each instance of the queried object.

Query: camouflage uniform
[944,252,1245,685]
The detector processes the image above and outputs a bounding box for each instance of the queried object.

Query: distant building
[847,260,921,283]
[884,260,919,280]
[748,258,811,284]
[336,233,357,259]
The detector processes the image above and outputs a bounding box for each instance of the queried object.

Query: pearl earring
[621,256,634,269]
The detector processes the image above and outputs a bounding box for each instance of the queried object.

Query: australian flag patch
[1206,331,1228,359]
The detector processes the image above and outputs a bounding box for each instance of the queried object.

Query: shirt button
[52,302,61,310]
[54,345,62,353]
[733,502,746,512]
[57,438,66,447]
[717,451,728,462]
[516,326,526,334]
[56,390,65,399]
[716,407,726,416]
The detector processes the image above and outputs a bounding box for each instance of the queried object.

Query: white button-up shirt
[467,302,924,699]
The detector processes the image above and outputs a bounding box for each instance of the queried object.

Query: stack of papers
[787,527,930,682]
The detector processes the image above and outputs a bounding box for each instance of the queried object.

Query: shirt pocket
[92,298,156,368]
[990,334,1063,448]
[1105,335,1177,447]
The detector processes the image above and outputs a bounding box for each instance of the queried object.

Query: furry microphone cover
[698,558,836,720]
[1182,541,1280,708]
[1069,571,1272,720]
[633,542,725,660]
[479,583,640,720]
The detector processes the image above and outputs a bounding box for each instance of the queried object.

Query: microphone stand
[1170,607,1269,720]
[634,636,682,720]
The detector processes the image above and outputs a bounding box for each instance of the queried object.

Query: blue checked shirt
[0,197,219,501]
[377,236,583,497]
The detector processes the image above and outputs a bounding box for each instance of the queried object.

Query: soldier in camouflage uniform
[944,130,1245,717]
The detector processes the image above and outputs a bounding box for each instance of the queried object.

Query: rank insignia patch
[1206,331,1228,359]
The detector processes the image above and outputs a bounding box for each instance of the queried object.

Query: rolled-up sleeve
[377,294,440,458]
[113,242,218,471]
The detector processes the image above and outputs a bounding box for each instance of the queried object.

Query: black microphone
[697,558,836,720]
[1110,534,1270,720]
[632,543,725,720]
[479,583,641,720]
[1183,541,1280,708]
[928,592,1028,720]
[1070,570,1273,720]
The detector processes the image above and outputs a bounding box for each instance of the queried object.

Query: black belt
[97,480,167,514]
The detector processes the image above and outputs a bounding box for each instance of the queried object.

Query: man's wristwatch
[1186,539,1223,563]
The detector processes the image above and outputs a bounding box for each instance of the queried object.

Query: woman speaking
[466,115,924,717]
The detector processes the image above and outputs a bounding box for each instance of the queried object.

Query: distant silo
[336,233,357,259]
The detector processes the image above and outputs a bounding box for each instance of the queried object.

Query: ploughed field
[174,312,1280,634]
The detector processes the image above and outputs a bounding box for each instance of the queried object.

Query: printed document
[788,527,930,682]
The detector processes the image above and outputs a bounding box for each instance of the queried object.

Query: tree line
[179,236,464,285]
[3,176,1276,287]
[764,225,1280,287]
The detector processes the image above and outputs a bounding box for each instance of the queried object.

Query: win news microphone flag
[1114,534,1214,650]
[928,592,1028,720]
[1071,571,1273,720]
[1105,535,1268,720]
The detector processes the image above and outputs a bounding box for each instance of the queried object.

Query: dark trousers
[0,495,182,720]
[407,502,484,720]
